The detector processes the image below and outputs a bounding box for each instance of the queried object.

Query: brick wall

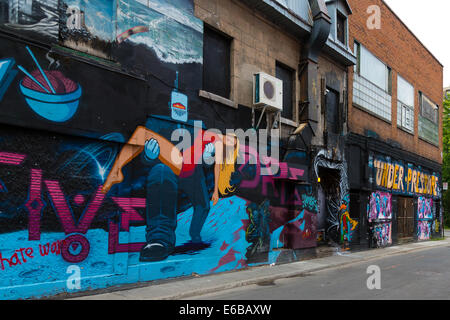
[347,0,443,164]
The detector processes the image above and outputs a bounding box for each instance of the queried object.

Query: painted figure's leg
[102,126,183,194]
[140,164,178,262]
[181,168,211,243]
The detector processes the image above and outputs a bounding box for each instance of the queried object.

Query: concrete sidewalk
[68,234,450,300]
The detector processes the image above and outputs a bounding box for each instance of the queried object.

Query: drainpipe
[298,0,331,139]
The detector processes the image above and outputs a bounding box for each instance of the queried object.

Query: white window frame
[396,74,415,134]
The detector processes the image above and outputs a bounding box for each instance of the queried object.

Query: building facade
[0,0,442,299]
[344,0,443,248]
[0,0,355,299]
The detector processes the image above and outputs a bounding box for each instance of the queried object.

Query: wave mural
[117,0,203,64]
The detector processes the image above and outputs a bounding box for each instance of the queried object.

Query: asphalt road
[187,245,450,300]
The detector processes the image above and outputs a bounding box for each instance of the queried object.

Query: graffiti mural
[116,0,203,65]
[0,0,321,300]
[418,197,433,219]
[313,150,353,244]
[0,121,318,299]
[372,222,392,248]
[368,191,392,221]
[370,154,441,198]
[417,196,433,240]
[417,221,431,241]
[0,57,17,101]
[60,0,116,58]
[0,0,60,41]
[368,192,392,247]
[245,200,271,261]
[339,196,358,243]
[18,46,82,122]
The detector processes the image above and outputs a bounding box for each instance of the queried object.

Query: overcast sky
[383,0,450,87]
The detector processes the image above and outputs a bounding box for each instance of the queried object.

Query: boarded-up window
[203,25,231,99]
[276,61,295,120]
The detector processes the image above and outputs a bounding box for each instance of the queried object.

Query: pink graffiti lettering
[43,181,105,235]
[61,234,90,263]
[108,197,146,254]
[26,169,45,241]
[0,152,26,165]
[238,148,305,205]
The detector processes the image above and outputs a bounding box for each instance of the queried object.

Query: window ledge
[397,126,415,136]
[199,90,237,109]
[352,103,392,125]
[418,136,440,148]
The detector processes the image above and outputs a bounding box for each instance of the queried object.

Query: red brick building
[344,0,443,246]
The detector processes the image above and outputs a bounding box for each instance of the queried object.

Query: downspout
[284,0,331,162]
[298,0,331,139]
[303,0,332,63]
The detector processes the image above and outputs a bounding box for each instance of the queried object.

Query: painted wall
[367,191,392,247]
[417,197,433,241]
[0,0,318,299]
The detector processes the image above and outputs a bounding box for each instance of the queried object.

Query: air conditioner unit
[253,72,283,111]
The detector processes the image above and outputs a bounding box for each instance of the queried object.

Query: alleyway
[189,243,450,300]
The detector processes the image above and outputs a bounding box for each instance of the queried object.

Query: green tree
[442,94,450,227]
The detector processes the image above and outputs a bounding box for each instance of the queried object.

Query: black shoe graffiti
[139,242,173,262]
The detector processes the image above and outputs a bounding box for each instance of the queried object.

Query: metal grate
[353,73,392,122]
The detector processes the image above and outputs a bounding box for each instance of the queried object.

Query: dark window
[203,25,231,99]
[0,1,8,23]
[276,62,295,120]
[336,11,347,44]
[354,40,360,74]
[325,88,339,134]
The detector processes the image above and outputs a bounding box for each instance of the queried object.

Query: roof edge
[381,0,444,68]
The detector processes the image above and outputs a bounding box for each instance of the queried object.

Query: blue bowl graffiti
[19,81,82,122]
